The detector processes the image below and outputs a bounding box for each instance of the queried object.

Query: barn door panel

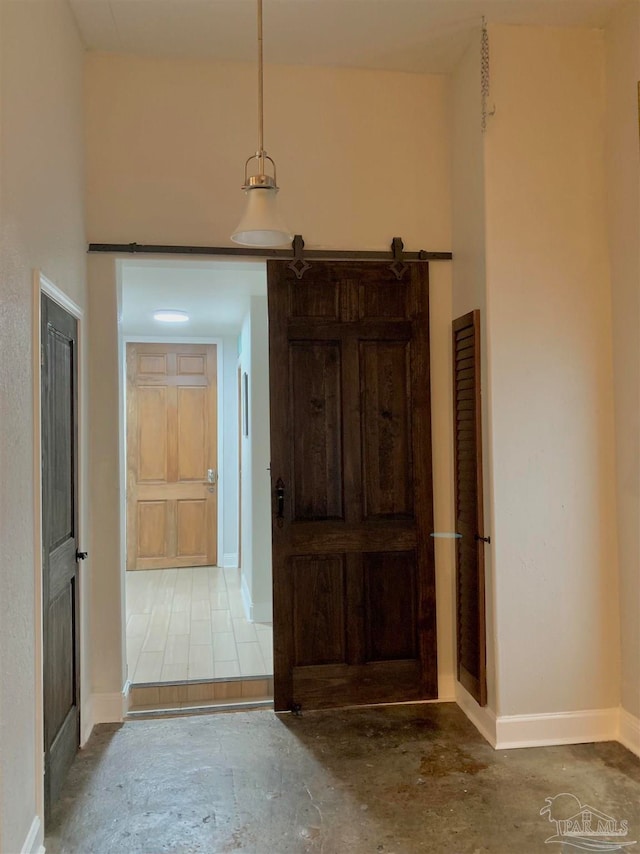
[268,261,437,712]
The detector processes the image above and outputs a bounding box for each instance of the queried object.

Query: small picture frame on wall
[242,372,249,437]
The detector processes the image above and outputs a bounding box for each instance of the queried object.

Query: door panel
[268,261,437,712]
[293,555,346,666]
[360,341,412,519]
[453,310,487,706]
[126,343,217,570]
[364,550,417,661]
[290,342,343,521]
[41,294,80,817]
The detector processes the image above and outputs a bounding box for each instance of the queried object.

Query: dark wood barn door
[452,310,487,706]
[268,260,437,712]
[41,294,80,816]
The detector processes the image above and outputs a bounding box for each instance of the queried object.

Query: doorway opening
[119,258,273,710]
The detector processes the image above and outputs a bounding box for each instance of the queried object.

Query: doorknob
[76,550,88,561]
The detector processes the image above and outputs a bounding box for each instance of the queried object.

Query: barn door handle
[275,478,285,528]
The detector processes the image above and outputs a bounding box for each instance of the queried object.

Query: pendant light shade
[231,0,292,247]
[232,184,292,247]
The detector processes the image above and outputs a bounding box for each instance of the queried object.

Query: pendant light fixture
[231,0,292,247]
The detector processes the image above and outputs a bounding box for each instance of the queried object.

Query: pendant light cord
[257,0,264,173]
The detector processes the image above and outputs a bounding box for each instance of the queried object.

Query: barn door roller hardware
[87,238,452,265]
[287,234,311,280]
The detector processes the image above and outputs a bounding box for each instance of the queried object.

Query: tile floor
[126,567,273,684]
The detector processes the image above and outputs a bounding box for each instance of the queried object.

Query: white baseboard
[239,572,272,622]
[222,553,238,569]
[495,707,619,750]
[438,673,456,702]
[456,689,640,756]
[92,684,130,724]
[81,694,94,746]
[20,816,43,854]
[455,682,497,747]
[618,708,640,759]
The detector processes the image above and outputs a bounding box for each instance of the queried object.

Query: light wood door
[453,310,487,705]
[41,294,80,817]
[268,260,437,712]
[126,343,218,570]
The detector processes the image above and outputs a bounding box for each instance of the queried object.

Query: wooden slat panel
[46,586,75,742]
[293,556,346,666]
[177,386,206,481]
[137,501,168,558]
[358,280,407,319]
[455,345,475,360]
[456,326,474,341]
[290,342,343,521]
[177,354,206,375]
[364,551,417,661]
[292,660,423,709]
[176,499,207,557]
[289,277,339,319]
[360,341,413,519]
[137,387,168,482]
[138,354,167,374]
[49,330,74,546]
[289,522,417,554]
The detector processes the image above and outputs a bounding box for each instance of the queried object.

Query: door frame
[32,270,87,833]
[120,335,226,572]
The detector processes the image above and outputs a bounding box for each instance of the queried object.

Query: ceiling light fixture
[153,310,190,323]
[231,0,292,248]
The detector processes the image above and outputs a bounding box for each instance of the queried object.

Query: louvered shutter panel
[453,310,487,706]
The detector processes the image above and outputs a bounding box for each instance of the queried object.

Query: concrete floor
[45,703,640,853]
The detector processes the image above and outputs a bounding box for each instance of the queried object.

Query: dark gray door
[41,293,80,817]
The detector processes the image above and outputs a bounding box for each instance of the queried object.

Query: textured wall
[485,26,619,716]
[451,33,496,712]
[84,53,451,252]
[0,1,86,851]
[605,1,640,720]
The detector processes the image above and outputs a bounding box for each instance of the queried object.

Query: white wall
[605,0,640,721]
[238,297,273,621]
[451,33,497,714]
[249,296,272,620]
[221,336,240,567]
[238,311,254,607]
[88,255,127,713]
[0,2,86,851]
[84,53,450,252]
[485,26,619,718]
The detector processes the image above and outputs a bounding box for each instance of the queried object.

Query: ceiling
[121,259,267,338]
[69,0,622,74]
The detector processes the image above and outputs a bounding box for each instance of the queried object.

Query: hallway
[126,567,273,684]
[45,703,640,853]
